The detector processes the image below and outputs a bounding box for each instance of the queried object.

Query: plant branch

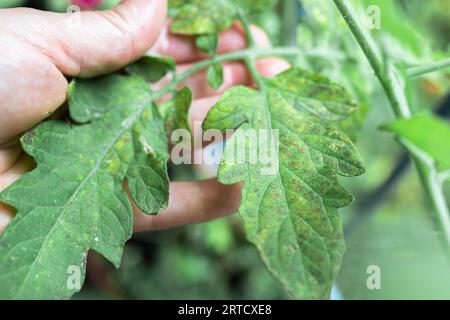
[347,91,450,235]
[152,47,300,99]
[332,0,410,119]
[333,0,450,254]
[235,8,266,92]
[440,170,450,184]
[407,58,450,78]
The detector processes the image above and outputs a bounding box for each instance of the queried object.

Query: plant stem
[237,9,257,49]
[439,170,450,184]
[239,10,264,84]
[333,0,450,254]
[281,0,298,46]
[406,58,450,78]
[333,0,410,118]
[152,47,300,99]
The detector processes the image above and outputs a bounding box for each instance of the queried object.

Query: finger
[153,61,251,100]
[0,195,14,233]
[0,153,35,233]
[255,57,292,78]
[0,207,11,233]
[0,0,166,144]
[190,96,222,132]
[0,153,35,194]
[2,0,167,77]
[133,179,242,232]
[186,57,290,99]
[0,39,69,144]
[152,22,270,63]
[177,61,251,99]
[0,158,241,234]
[0,145,22,174]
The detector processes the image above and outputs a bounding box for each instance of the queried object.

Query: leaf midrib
[256,86,317,293]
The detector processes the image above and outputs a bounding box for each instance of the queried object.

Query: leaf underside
[125,55,176,83]
[204,68,364,299]
[0,75,170,299]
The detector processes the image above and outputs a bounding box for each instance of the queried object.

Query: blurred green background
[1,0,449,299]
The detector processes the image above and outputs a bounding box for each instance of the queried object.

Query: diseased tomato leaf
[170,0,276,35]
[0,75,170,299]
[263,68,359,121]
[0,0,367,299]
[203,67,365,299]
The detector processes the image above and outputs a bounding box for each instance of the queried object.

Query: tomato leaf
[0,75,169,299]
[170,0,276,35]
[196,34,219,56]
[263,68,359,121]
[207,63,224,90]
[203,67,365,299]
[125,55,176,83]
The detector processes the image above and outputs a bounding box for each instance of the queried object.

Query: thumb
[0,0,166,144]
[4,0,167,77]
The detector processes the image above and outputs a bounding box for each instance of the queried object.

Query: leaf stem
[333,0,450,255]
[237,8,264,86]
[151,47,300,99]
[439,170,450,184]
[237,9,257,49]
[406,57,450,78]
[281,0,299,46]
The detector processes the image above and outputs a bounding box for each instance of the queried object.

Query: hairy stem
[333,0,450,254]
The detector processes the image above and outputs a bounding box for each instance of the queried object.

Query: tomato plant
[0,0,449,300]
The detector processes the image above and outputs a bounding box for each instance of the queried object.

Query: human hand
[0,0,289,233]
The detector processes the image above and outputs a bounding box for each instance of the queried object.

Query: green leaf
[381,113,450,171]
[336,103,369,142]
[168,0,187,10]
[171,0,236,35]
[170,0,276,36]
[0,0,26,8]
[237,0,277,12]
[125,55,176,83]
[196,34,219,56]
[0,75,169,299]
[160,87,193,135]
[203,68,364,299]
[206,63,224,90]
[264,68,359,121]
[45,0,121,12]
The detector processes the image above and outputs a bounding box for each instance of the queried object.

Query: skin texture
[0,0,289,233]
